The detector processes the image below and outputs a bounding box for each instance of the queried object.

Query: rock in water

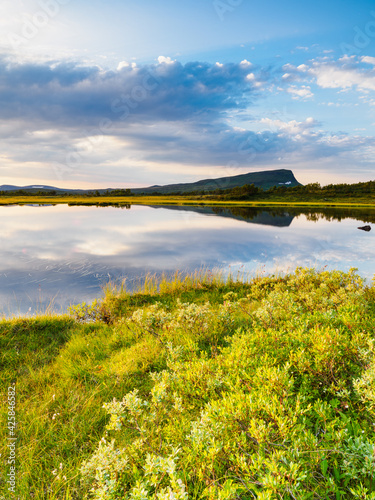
[357,225,371,232]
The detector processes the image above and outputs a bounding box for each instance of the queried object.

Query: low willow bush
[78,268,375,499]
[1,268,374,498]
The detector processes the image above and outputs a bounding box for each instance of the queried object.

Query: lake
[0,203,374,316]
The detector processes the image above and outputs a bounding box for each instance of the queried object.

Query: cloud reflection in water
[0,204,373,316]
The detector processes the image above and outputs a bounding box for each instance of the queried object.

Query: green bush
[1,268,374,498]
[79,268,375,499]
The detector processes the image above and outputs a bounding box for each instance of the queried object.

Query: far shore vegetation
[1,180,375,207]
[1,268,375,499]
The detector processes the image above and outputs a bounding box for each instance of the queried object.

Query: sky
[0,0,375,188]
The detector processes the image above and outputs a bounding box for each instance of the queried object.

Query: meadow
[1,194,375,208]
[1,268,375,499]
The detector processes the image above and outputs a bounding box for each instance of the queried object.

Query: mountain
[0,169,302,195]
[131,169,302,194]
[0,184,90,194]
[0,184,65,192]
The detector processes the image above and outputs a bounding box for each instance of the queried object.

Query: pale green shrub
[80,268,375,499]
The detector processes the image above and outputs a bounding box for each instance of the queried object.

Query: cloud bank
[0,53,374,187]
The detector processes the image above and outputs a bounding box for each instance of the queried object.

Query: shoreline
[1,195,375,208]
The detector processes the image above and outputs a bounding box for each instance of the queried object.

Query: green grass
[1,194,375,207]
[1,269,375,499]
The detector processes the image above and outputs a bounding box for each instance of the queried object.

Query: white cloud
[117,61,130,70]
[280,57,375,93]
[157,56,176,65]
[305,58,375,92]
[287,85,314,99]
[259,117,318,137]
[338,55,356,63]
[240,59,252,67]
[282,63,296,71]
[362,56,375,66]
[312,65,375,91]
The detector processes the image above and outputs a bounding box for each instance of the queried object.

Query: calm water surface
[0,204,374,316]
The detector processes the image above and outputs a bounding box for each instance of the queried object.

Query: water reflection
[0,204,374,316]
[151,205,295,227]
[152,204,375,226]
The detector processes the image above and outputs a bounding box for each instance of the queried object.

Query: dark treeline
[137,183,263,198]
[0,189,60,196]
[0,189,133,197]
[269,180,375,197]
[139,180,375,199]
[214,180,375,199]
[1,180,375,199]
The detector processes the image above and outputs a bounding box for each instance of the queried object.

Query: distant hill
[0,169,302,195]
[0,184,66,192]
[132,169,302,194]
[0,184,85,193]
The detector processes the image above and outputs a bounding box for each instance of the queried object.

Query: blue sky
[0,0,375,188]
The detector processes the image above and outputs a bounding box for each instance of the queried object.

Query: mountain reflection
[150,204,375,226]
[150,205,294,227]
[0,204,374,317]
[56,201,375,226]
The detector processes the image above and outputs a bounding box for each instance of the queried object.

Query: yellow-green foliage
[1,268,375,499]
[1,195,375,208]
[79,268,375,499]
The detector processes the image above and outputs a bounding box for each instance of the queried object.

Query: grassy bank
[1,269,375,499]
[1,194,375,208]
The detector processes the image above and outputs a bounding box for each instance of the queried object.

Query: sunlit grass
[1,268,375,498]
[1,194,375,207]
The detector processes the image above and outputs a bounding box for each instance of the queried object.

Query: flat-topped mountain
[0,169,302,195]
[132,169,302,194]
